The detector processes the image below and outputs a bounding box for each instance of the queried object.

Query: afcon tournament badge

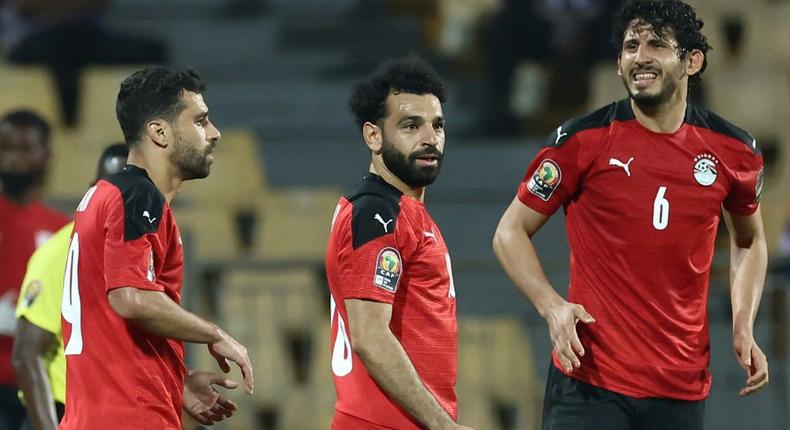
[373,247,401,293]
[693,154,719,186]
[527,159,562,201]
[146,250,155,282]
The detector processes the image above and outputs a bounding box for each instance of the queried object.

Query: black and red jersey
[326,173,457,429]
[61,165,186,429]
[517,99,763,400]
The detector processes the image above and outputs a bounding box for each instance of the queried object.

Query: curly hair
[611,0,712,88]
[0,110,51,145]
[116,67,206,145]
[349,56,446,129]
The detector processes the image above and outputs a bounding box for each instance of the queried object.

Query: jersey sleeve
[723,151,764,216]
[517,127,586,215]
[336,196,407,304]
[103,194,163,293]
[15,235,68,335]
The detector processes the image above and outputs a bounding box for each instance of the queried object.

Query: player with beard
[0,110,70,429]
[494,1,768,429]
[325,57,474,430]
[59,67,253,429]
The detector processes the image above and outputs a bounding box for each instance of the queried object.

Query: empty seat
[0,64,60,125]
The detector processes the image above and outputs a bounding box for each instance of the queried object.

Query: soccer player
[59,67,253,429]
[0,110,70,428]
[12,143,127,430]
[493,1,768,429]
[325,57,474,430]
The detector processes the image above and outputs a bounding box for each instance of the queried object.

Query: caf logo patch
[373,247,401,293]
[693,154,718,187]
[527,159,561,201]
[146,251,155,282]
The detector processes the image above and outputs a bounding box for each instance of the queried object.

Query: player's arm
[345,299,471,430]
[107,288,253,394]
[493,197,595,372]
[11,318,59,430]
[723,207,769,396]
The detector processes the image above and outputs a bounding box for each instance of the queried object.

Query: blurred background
[0,0,787,429]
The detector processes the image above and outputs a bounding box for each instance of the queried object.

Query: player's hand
[544,299,595,373]
[733,332,769,396]
[183,370,239,425]
[208,330,254,395]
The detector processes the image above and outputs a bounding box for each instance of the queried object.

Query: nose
[634,43,654,65]
[207,120,221,142]
[422,125,440,146]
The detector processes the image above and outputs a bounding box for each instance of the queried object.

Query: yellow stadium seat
[0,64,60,125]
[78,66,145,143]
[588,62,627,111]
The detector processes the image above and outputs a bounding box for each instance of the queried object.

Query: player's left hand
[733,332,769,396]
[183,370,239,425]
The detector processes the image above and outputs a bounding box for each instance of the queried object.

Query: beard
[380,138,443,188]
[1,170,44,200]
[622,69,678,108]
[170,131,212,181]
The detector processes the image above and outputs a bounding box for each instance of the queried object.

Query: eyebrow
[195,110,209,120]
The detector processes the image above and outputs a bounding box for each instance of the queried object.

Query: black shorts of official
[542,363,705,430]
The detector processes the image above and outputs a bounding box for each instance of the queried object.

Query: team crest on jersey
[527,159,561,201]
[693,154,719,186]
[146,251,155,282]
[373,247,401,292]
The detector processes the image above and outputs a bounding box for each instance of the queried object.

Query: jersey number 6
[62,233,83,355]
[652,186,670,231]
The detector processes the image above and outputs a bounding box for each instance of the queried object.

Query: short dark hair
[611,0,712,88]
[116,66,206,145]
[0,109,51,145]
[349,56,446,129]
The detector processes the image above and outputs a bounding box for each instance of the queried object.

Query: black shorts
[542,364,705,430]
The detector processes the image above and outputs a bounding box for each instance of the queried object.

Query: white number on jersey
[652,186,669,231]
[76,186,98,213]
[62,233,83,355]
[330,295,352,376]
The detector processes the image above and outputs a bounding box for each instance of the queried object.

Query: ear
[616,54,623,77]
[363,122,383,154]
[146,120,168,148]
[686,49,704,77]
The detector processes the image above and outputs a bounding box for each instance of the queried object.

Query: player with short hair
[0,109,70,428]
[326,57,474,430]
[59,67,253,429]
[12,143,128,430]
[493,1,768,429]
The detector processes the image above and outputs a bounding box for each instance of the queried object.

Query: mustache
[631,67,661,75]
[409,146,443,160]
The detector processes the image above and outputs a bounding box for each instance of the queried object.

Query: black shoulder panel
[104,165,165,241]
[546,99,634,147]
[685,103,760,154]
[346,174,402,249]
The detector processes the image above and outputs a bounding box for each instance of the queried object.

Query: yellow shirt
[15,222,72,404]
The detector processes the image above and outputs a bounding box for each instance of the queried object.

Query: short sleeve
[15,241,67,335]
[517,129,585,215]
[103,198,163,293]
[723,152,764,216]
[335,196,406,304]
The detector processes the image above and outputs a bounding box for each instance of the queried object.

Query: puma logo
[374,213,393,233]
[142,210,157,224]
[608,157,634,177]
[555,126,568,145]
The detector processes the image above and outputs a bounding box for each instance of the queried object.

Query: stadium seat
[173,206,246,261]
[253,187,341,263]
[0,64,60,126]
[588,62,627,111]
[78,66,145,143]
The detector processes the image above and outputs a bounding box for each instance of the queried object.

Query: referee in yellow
[12,144,127,430]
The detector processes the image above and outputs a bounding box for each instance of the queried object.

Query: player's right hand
[208,330,254,395]
[544,300,595,372]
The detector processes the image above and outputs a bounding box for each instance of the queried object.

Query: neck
[369,160,426,202]
[630,88,688,133]
[126,149,182,203]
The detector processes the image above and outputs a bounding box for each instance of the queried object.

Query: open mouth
[632,70,659,87]
[414,154,439,167]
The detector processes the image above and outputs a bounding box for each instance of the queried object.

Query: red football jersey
[60,165,186,429]
[517,100,763,400]
[326,173,458,429]
[0,194,69,385]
